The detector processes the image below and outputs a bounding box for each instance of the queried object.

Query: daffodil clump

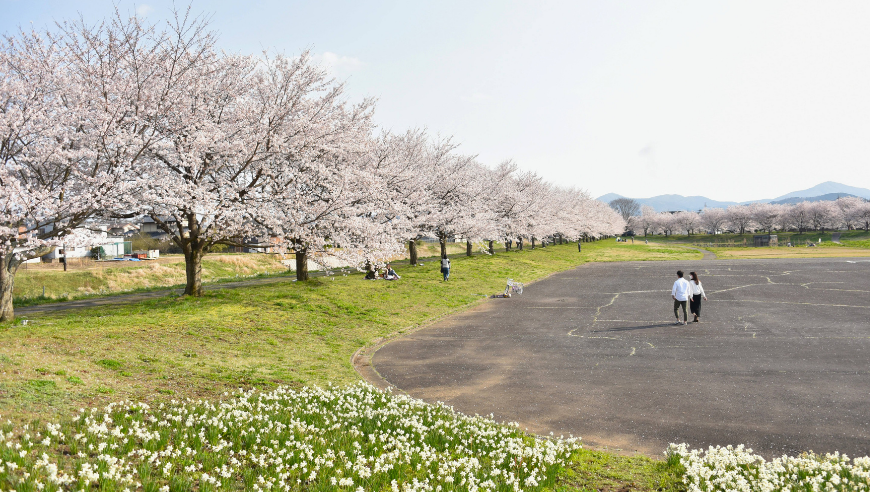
[0,383,580,491]
[668,443,870,492]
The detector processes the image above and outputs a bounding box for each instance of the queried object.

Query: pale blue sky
[3,1,869,201]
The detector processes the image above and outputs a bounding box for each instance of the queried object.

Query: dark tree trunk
[183,247,204,296]
[409,240,418,265]
[506,240,511,251]
[488,240,494,255]
[0,251,19,322]
[531,237,536,249]
[466,240,473,257]
[439,236,448,259]
[518,238,524,251]
[295,248,309,282]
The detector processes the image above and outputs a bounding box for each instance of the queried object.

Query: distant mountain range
[769,192,860,205]
[598,181,870,212]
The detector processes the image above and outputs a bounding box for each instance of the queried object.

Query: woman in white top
[688,271,708,323]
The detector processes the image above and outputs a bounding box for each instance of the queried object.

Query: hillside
[598,181,869,212]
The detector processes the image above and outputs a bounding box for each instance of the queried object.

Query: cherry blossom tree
[726,205,754,234]
[410,139,493,258]
[638,205,657,236]
[675,211,700,235]
[749,203,782,233]
[700,207,728,235]
[0,27,129,321]
[362,129,432,265]
[852,200,870,231]
[783,202,811,234]
[836,196,865,230]
[807,200,842,232]
[655,212,680,236]
[68,9,380,292]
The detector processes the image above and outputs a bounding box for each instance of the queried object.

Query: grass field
[12,242,479,306]
[644,230,870,246]
[639,230,870,260]
[1,240,697,491]
[14,254,289,303]
[708,246,870,259]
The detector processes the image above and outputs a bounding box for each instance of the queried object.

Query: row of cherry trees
[632,197,870,236]
[0,10,624,320]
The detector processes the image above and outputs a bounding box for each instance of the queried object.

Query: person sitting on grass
[384,264,400,280]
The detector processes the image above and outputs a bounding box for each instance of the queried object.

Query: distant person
[578,241,582,252]
[688,271,708,323]
[440,257,451,281]
[384,264,400,280]
[671,270,691,325]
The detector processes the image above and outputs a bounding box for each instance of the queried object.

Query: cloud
[313,52,364,76]
[136,4,153,17]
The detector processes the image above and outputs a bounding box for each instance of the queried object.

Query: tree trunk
[439,236,448,259]
[518,238,524,251]
[488,240,494,255]
[466,240,473,257]
[531,237,536,249]
[295,248,309,282]
[0,252,18,322]
[183,247,204,296]
[506,239,511,251]
[409,240,418,266]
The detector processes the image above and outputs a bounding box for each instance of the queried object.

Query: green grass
[559,449,685,491]
[646,230,870,246]
[0,240,699,491]
[13,254,290,305]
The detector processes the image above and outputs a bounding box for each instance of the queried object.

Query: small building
[140,216,183,239]
[753,234,778,247]
[42,236,131,261]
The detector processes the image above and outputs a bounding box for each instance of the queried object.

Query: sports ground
[371,257,870,457]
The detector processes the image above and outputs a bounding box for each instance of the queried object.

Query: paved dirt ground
[372,258,870,457]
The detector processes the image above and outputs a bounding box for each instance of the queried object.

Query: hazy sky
[3,1,869,201]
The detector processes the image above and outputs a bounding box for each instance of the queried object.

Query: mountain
[770,193,860,205]
[596,193,626,203]
[597,181,870,212]
[596,193,741,212]
[772,181,870,201]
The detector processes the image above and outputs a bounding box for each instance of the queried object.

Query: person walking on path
[440,257,451,281]
[671,270,691,325]
[688,271,707,322]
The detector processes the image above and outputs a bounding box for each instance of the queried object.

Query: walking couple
[671,270,707,325]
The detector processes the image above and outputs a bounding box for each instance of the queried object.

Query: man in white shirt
[671,270,691,325]
[440,257,451,281]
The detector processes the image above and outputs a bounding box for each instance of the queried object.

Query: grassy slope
[1,241,696,491]
[14,254,289,302]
